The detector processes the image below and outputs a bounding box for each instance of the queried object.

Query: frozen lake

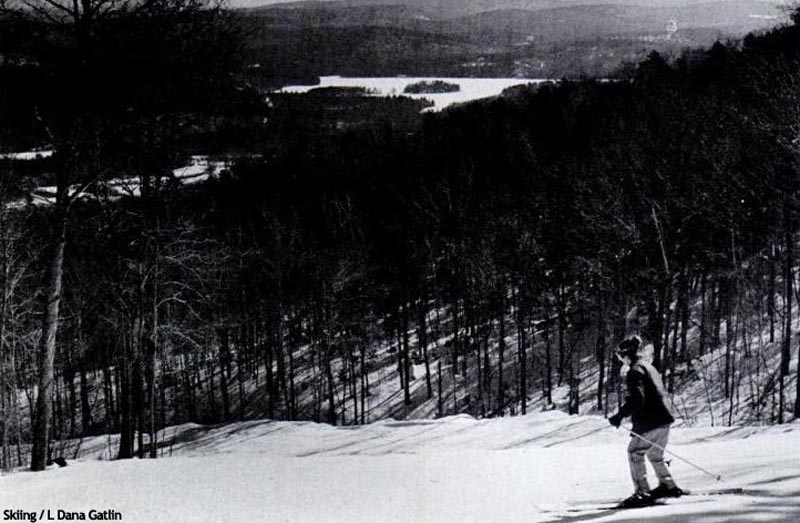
[279,76,550,111]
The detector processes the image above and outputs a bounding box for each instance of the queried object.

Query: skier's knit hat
[616,335,641,359]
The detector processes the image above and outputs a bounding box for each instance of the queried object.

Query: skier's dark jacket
[618,361,675,433]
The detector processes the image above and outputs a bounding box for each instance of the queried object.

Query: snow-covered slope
[2,411,798,522]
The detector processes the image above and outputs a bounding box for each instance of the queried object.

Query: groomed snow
[2,411,798,522]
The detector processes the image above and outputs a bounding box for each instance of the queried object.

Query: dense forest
[0,1,798,473]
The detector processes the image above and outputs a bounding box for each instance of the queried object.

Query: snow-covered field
[279,76,549,111]
[6,155,229,208]
[0,149,54,161]
[2,411,798,523]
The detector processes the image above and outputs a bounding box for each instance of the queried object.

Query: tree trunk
[146,339,157,458]
[669,271,686,392]
[66,363,77,437]
[10,334,23,467]
[360,345,367,425]
[275,311,288,419]
[712,278,722,350]
[724,276,735,400]
[79,362,93,435]
[418,296,432,400]
[207,344,217,422]
[497,288,506,414]
[596,288,606,411]
[0,255,8,470]
[349,342,358,425]
[133,350,145,459]
[769,244,776,344]
[780,202,793,423]
[103,365,116,432]
[795,331,800,418]
[437,359,443,417]
[148,240,159,458]
[264,318,275,419]
[117,356,134,460]
[1,361,7,471]
[402,302,412,405]
[451,298,460,376]
[679,273,690,364]
[396,316,405,393]
[699,273,707,357]
[557,286,566,386]
[237,328,246,421]
[482,318,491,417]
[649,280,669,371]
[517,291,527,416]
[218,328,230,421]
[322,303,336,426]
[288,314,299,420]
[30,224,66,471]
[544,314,553,405]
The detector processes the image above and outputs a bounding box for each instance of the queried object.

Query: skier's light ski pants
[628,425,675,494]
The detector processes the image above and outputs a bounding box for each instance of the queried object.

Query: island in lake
[403,80,461,94]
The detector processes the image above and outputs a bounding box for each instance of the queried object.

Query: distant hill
[437,2,785,39]
[239,0,788,21]
[237,0,789,85]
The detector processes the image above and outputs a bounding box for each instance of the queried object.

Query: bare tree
[0,0,240,470]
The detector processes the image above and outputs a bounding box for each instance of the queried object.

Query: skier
[608,335,686,508]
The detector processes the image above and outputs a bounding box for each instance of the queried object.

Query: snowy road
[1,412,798,522]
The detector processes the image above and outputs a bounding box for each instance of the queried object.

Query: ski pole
[625,425,723,482]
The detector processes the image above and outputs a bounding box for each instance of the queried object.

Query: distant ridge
[236,0,789,19]
[237,0,788,82]
[242,1,786,39]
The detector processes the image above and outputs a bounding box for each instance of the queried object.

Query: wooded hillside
[0,3,798,471]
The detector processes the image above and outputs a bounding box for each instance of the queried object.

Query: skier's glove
[608,414,622,428]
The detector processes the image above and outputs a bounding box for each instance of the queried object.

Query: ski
[550,487,749,514]
[571,487,747,505]
[689,487,746,496]
[551,496,716,514]
[551,500,665,514]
